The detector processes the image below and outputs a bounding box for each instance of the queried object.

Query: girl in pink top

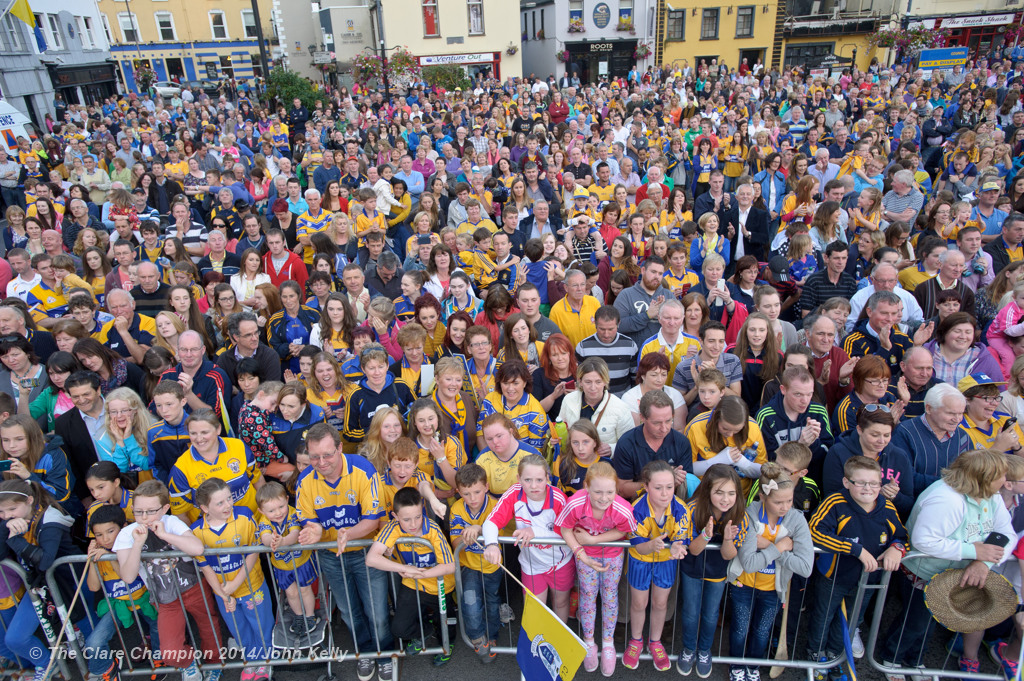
[986,282,1024,377]
[555,457,638,676]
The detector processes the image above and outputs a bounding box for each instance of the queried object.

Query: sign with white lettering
[939,14,1014,28]
[590,43,613,51]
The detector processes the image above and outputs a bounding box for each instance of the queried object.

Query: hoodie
[343,374,416,443]
[809,489,907,587]
[612,279,675,347]
[823,431,915,517]
[755,392,835,477]
[728,500,814,603]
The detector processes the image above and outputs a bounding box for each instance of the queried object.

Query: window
[422,0,439,37]
[219,55,233,77]
[569,0,583,20]
[467,0,483,35]
[666,9,684,39]
[522,14,527,40]
[700,8,719,39]
[46,14,63,49]
[209,10,227,39]
[241,10,257,38]
[100,14,113,44]
[618,0,633,20]
[735,6,754,37]
[117,12,139,43]
[3,15,22,51]
[83,16,97,47]
[154,12,175,41]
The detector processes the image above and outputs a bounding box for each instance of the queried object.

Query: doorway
[739,49,764,70]
[165,57,184,81]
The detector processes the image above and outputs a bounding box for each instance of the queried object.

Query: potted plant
[568,17,585,33]
[556,49,570,63]
[633,42,652,59]
[616,17,635,32]
[134,65,157,94]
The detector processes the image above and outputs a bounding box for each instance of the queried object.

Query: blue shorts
[627,555,676,591]
[272,558,319,590]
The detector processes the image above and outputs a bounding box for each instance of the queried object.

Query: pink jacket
[987,300,1024,341]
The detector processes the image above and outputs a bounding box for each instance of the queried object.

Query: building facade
[272,0,375,84]
[656,0,779,75]
[908,9,1024,60]
[380,0,522,81]
[0,0,115,126]
[779,0,891,73]
[95,0,274,92]
[521,0,655,82]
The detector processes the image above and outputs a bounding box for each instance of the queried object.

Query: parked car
[152,81,182,98]
[182,80,223,97]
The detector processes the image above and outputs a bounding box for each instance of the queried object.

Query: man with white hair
[97,287,155,364]
[130,261,170,318]
[893,346,938,419]
[913,249,975,318]
[808,149,840,188]
[297,187,332,265]
[881,169,925,226]
[846,262,924,333]
[159,330,231,417]
[891,382,971,492]
[550,269,602,347]
[639,298,699,378]
[197,229,241,278]
[635,165,670,204]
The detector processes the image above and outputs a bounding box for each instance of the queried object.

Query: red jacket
[262,251,308,290]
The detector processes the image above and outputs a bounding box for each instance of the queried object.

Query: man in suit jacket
[518,200,563,242]
[55,371,105,502]
[721,182,770,262]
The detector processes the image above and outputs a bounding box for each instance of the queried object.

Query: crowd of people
[0,52,1024,681]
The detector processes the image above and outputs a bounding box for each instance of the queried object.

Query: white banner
[939,13,1014,28]
[419,53,492,65]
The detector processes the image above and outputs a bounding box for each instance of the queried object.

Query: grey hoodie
[612,280,675,347]
[727,500,814,604]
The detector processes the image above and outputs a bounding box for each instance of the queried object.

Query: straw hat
[924,568,1017,633]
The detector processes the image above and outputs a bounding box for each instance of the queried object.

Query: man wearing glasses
[217,311,282,386]
[158,331,232,421]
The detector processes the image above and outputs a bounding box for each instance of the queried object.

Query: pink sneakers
[601,644,617,677]
[650,641,671,672]
[584,642,600,673]
[623,639,643,670]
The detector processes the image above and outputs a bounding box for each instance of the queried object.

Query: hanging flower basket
[506,45,519,56]
[134,66,157,93]
[867,25,949,57]
[633,42,652,59]
[352,46,420,88]
[556,49,570,63]
[568,18,585,33]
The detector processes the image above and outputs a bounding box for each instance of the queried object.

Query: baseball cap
[573,187,590,199]
[131,187,147,195]
[768,256,791,283]
[958,373,1007,392]
[981,181,1001,192]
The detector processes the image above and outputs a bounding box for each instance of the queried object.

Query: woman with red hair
[531,333,578,420]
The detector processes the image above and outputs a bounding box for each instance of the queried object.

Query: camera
[971,256,985,274]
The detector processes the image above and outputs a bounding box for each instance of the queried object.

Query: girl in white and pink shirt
[986,282,1024,377]
[555,457,637,676]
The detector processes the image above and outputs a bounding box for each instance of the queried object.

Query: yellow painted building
[95,0,273,92]
[657,0,781,75]
[781,34,878,73]
[380,0,522,80]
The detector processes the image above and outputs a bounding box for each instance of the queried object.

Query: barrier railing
[43,538,448,680]
[863,552,1019,681]
[452,536,868,681]
[0,559,74,681]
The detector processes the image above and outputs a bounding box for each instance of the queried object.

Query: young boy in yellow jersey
[192,478,274,681]
[255,482,322,639]
[137,222,163,265]
[663,243,700,297]
[374,437,448,519]
[471,228,498,290]
[566,187,594,223]
[365,486,456,668]
[455,232,476,274]
[85,505,160,681]
[354,189,388,248]
[449,463,500,662]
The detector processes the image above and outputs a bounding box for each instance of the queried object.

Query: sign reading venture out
[418,53,497,65]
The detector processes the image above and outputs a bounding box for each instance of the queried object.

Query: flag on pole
[8,0,46,52]
[516,586,587,681]
[839,600,859,681]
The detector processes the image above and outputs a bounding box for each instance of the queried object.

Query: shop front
[48,63,119,106]
[416,52,502,81]
[911,13,1023,60]
[565,39,636,84]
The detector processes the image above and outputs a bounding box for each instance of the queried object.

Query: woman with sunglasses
[822,403,915,517]
[832,355,906,436]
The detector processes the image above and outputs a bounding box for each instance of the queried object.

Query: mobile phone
[1002,417,1018,433]
[985,532,1010,548]
[564,379,576,391]
[0,460,11,472]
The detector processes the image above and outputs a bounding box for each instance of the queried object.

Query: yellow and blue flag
[516,587,587,681]
[8,0,47,52]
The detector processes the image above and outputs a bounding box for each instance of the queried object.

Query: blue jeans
[679,574,728,653]
[729,584,779,668]
[460,567,501,642]
[318,548,393,654]
[85,609,161,675]
[6,593,93,670]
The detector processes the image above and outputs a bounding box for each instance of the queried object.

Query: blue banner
[918,47,969,69]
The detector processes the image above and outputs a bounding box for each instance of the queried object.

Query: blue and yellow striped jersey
[414,435,466,494]
[192,507,265,597]
[96,557,148,605]
[87,488,134,537]
[169,438,261,523]
[374,468,429,517]
[297,208,334,264]
[26,281,67,321]
[375,517,455,595]
[255,505,314,572]
[450,496,498,574]
[639,331,701,378]
[628,493,691,563]
[295,453,382,550]
[477,391,550,452]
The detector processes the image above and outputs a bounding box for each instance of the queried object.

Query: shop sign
[590,43,614,51]
[593,3,611,28]
[939,14,1014,28]
[419,53,492,65]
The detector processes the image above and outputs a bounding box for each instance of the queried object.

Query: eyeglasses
[862,403,891,413]
[469,341,491,349]
[134,507,164,517]
[974,395,1002,404]
[846,479,882,489]
[108,409,135,417]
[863,379,889,389]
[307,453,336,463]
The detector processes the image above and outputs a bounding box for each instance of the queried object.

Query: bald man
[158,330,232,417]
[130,261,170,318]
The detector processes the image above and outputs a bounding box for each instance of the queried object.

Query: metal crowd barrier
[43,538,448,680]
[453,536,869,681]
[0,559,73,681]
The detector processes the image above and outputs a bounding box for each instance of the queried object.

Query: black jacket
[721,203,770,261]
[518,212,564,242]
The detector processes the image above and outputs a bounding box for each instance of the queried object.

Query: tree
[265,68,319,110]
[421,64,471,92]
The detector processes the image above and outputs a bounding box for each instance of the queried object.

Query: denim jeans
[880,573,934,668]
[460,566,502,642]
[6,594,93,670]
[679,574,728,653]
[729,584,779,668]
[318,548,393,654]
[85,609,161,675]
[805,573,863,660]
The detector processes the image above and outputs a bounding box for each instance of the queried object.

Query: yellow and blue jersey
[680,499,749,581]
[255,505,314,573]
[26,281,67,321]
[297,209,334,264]
[87,488,135,537]
[355,209,388,247]
[415,435,466,495]
[192,507,265,597]
[628,493,690,563]
[662,269,700,296]
[375,468,429,517]
[456,217,498,238]
[736,507,782,591]
[375,517,455,595]
[589,181,615,206]
[685,413,767,493]
[450,496,498,574]
[639,331,701,378]
[169,438,262,523]
[295,453,382,550]
[477,391,550,452]
[960,412,1024,454]
[96,558,148,607]
[393,294,418,322]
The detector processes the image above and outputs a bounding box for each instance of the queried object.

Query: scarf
[434,389,467,446]
[101,358,129,395]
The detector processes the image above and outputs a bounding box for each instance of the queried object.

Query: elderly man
[25,253,67,327]
[611,390,693,499]
[197,230,242,279]
[550,269,602,347]
[365,251,403,300]
[97,288,155,364]
[913,249,975,318]
[41,230,81,274]
[846,263,924,333]
[131,262,170,318]
[722,182,770,262]
[341,263,375,323]
[638,298,698,378]
[79,154,111,205]
[159,330,231,417]
[518,200,562,241]
[805,313,856,412]
[0,305,56,361]
[393,154,424,200]
[892,345,939,419]
[217,311,282,385]
[635,165,670,204]
[808,149,840,188]
[983,211,1024,274]
[891,383,971,493]
[881,170,925,227]
[843,290,915,369]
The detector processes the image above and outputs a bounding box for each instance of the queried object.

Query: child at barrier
[727,462,814,681]
[677,465,748,678]
[373,437,448,520]
[192,477,274,681]
[449,463,500,663]
[147,381,192,486]
[113,479,223,681]
[481,454,573,621]
[806,456,906,680]
[551,420,612,495]
[0,561,27,676]
[407,399,466,506]
[365,486,456,669]
[0,479,94,681]
[86,462,135,536]
[625,460,690,672]
[85,504,160,681]
[255,482,320,638]
[554,461,637,676]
